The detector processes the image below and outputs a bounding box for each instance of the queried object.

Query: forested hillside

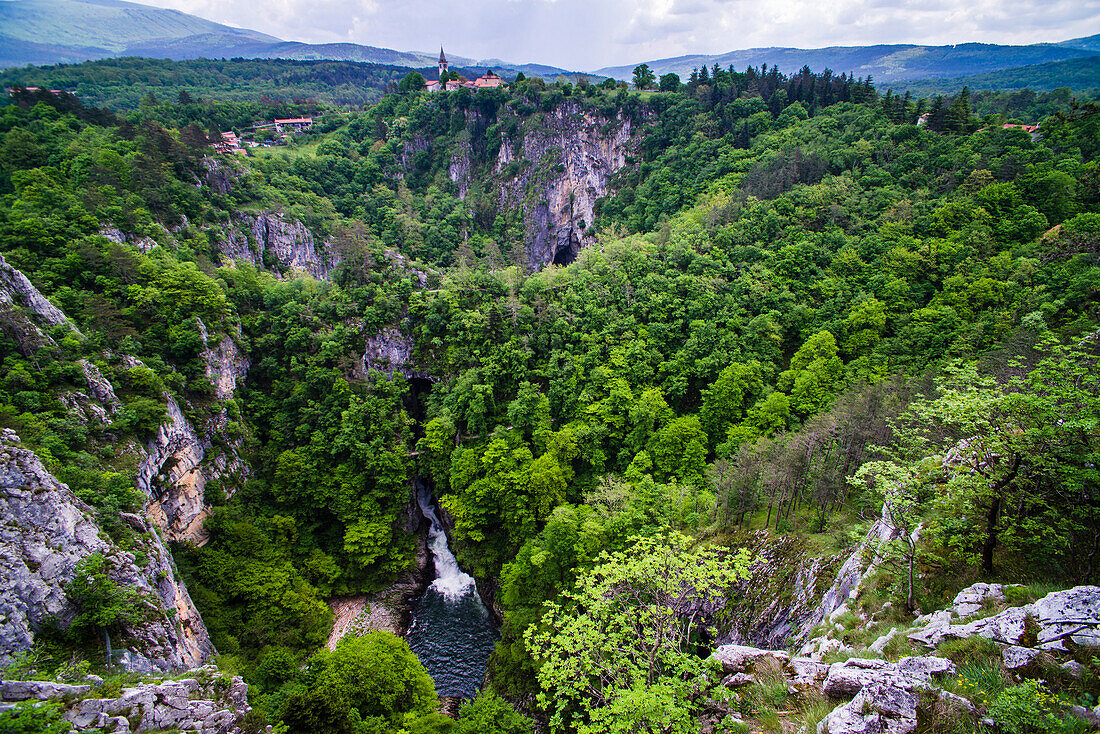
[0,60,1098,734]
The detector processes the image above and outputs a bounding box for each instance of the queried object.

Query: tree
[866,345,1100,579]
[526,531,750,733]
[64,553,145,638]
[399,72,427,93]
[456,690,533,734]
[658,73,681,93]
[632,64,656,90]
[282,632,438,733]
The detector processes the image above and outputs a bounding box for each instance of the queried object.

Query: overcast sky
[138,0,1100,71]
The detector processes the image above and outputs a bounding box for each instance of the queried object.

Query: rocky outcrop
[358,327,434,381]
[203,158,241,196]
[782,583,1100,733]
[0,431,213,673]
[720,504,903,653]
[1,666,250,733]
[722,533,846,650]
[219,211,335,278]
[709,643,962,734]
[0,253,81,354]
[907,584,1100,651]
[0,253,78,333]
[492,101,638,270]
[129,329,250,546]
[197,319,251,402]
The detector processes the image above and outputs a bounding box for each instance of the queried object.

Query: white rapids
[417,481,477,601]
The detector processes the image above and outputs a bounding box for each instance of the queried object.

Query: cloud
[136,0,1100,71]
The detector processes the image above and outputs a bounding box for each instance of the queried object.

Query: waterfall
[416,481,477,601]
[408,479,497,699]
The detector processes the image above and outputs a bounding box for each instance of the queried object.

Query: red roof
[275,117,313,125]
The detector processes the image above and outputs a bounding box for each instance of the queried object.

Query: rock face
[0,432,214,672]
[721,504,904,654]
[359,327,434,380]
[219,211,335,278]
[0,252,81,354]
[0,253,77,333]
[492,101,638,270]
[1,666,250,733]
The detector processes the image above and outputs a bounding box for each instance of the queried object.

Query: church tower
[438,47,448,81]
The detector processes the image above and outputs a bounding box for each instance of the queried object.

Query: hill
[890,54,1100,96]
[0,0,277,65]
[596,40,1099,84]
[0,0,576,78]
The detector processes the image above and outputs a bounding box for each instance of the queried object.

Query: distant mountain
[0,0,276,65]
[890,55,1100,96]
[0,0,575,78]
[1058,34,1100,53]
[596,40,1100,84]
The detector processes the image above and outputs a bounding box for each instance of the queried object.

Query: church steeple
[438,46,448,81]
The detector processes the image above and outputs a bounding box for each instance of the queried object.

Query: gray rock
[488,100,637,270]
[1062,660,1086,678]
[712,644,790,674]
[360,328,432,380]
[722,672,755,688]
[818,681,923,734]
[869,628,899,655]
[1001,646,1040,670]
[0,680,91,700]
[78,360,120,412]
[219,211,335,278]
[0,253,80,333]
[65,667,249,733]
[789,657,830,688]
[951,583,1005,618]
[823,656,954,699]
[0,437,213,672]
[1031,585,1100,650]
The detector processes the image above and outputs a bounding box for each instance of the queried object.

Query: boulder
[1031,586,1100,650]
[789,657,830,688]
[721,672,755,688]
[823,656,954,698]
[951,583,1005,618]
[712,644,790,674]
[0,680,92,701]
[1001,646,1040,671]
[818,681,922,734]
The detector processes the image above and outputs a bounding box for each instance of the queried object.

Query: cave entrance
[553,243,577,266]
[406,377,434,440]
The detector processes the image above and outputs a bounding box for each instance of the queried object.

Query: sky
[136,0,1100,71]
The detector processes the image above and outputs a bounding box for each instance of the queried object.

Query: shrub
[989,680,1079,734]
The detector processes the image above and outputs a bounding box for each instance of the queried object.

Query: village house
[274,117,313,133]
[212,131,246,155]
[1002,123,1042,141]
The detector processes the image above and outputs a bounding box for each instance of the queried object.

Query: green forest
[0,55,1098,734]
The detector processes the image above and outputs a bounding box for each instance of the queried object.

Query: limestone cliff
[0,431,214,673]
[218,211,336,278]
[493,101,638,270]
[722,504,903,650]
[130,329,251,546]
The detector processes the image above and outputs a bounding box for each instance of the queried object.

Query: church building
[424,47,506,92]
